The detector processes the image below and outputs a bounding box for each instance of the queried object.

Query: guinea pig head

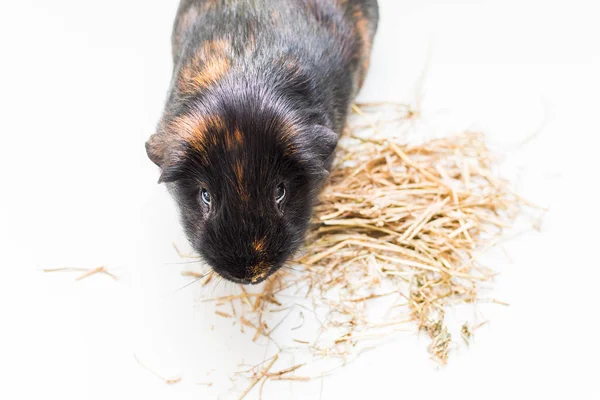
[146,100,337,284]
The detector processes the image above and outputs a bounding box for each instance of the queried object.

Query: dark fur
[146,0,378,284]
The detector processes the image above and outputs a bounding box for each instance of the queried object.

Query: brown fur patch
[249,263,270,283]
[233,159,249,202]
[253,237,266,253]
[283,143,297,158]
[147,113,225,166]
[178,39,232,94]
[233,128,244,146]
[169,113,225,154]
[224,131,235,151]
[353,7,373,89]
[278,119,300,158]
[224,128,244,151]
[233,159,244,184]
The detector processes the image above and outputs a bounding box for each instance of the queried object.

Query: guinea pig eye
[275,182,286,205]
[200,188,211,206]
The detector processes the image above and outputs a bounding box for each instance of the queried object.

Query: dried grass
[195,102,537,394]
[43,266,119,281]
[134,353,182,385]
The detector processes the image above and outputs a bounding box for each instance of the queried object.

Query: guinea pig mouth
[214,264,278,285]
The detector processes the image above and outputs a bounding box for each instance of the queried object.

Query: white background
[1,0,599,399]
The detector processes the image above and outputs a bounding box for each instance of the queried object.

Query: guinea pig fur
[146,0,378,284]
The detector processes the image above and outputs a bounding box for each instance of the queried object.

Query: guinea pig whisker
[282,264,308,276]
[176,271,211,292]
[140,261,202,269]
[210,274,225,296]
[267,306,295,336]
[164,260,204,265]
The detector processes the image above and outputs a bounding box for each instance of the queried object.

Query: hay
[43,266,119,281]
[297,120,517,364]
[195,102,537,393]
[133,353,182,385]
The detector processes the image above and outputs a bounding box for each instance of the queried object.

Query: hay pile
[200,102,534,391]
[294,110,522,363]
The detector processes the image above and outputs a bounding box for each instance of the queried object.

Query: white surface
[1,0,599,399]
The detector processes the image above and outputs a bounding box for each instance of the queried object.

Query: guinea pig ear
[145,132,168,167]
[145,133,188,184]
[157,160,186,184]
[310,125,339,162]
[297,125,338,176]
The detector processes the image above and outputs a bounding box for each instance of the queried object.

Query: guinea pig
[146,0,378,284]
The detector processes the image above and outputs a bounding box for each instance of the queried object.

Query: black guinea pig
[146,0,378,284]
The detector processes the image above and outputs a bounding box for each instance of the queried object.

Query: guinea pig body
[146,0,378,284]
